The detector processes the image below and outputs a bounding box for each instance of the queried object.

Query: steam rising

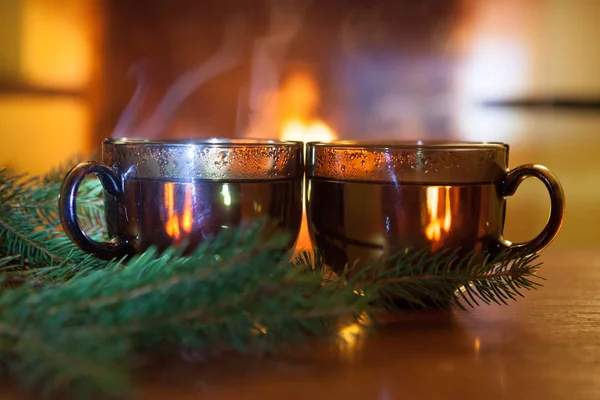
[112,61,151,138]
[113,1,315,140]
[243,0,314,138]
[113,15,248,139]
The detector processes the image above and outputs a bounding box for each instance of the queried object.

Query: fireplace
[3,0,600,249]
[98,0,469,146]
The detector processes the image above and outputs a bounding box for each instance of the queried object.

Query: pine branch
[296,247,543,311]
[0,225,369,396]
[0,168,105,229]
[0,234,541,397]
[0,164,545,398]
[0,168,108,284]
[0,219,66,265]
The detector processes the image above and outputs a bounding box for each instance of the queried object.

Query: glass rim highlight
[306,140,508,151]
[306,140,508,183]
[104,137,304,148]
[103,138,304,181]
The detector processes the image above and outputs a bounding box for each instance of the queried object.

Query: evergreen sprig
[0,164,544,398]
[0,167,108,284]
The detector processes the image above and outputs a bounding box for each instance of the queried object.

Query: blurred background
[0,0,598,249]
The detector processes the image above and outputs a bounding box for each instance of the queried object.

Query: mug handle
[59,161,130,260]
[497,164,565,256]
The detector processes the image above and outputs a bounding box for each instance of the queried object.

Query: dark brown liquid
[105,177,303,254]
[307,178,505,273]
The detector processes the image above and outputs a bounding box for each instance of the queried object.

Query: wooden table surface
[4,248,600,399]
[135,248,600,400]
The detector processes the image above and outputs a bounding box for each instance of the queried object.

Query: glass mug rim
[307,140,508,151]
[102,137,304,181]
[104,137,304,148]
[306,140,508,183]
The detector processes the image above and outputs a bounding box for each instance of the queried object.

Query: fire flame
[425,186,452,248]
[164,183,194,241]
[278,69,336,144]
[281,116,334,252]
[280,119,335,143]
[181,188,194,233]
[276,70,336,251]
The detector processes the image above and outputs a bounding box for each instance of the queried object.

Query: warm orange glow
[280,118,335,252]
[275,69,336,252]
[181,188,194,233]
[280,119,335,143]
[279,70,319,121]
[337,313,370,362]
[425,187,441,242]
[278,69,336,144]
[0,97,90,175]
[443,187,452,232]
[276,72,336,252]
[339,322,362,346]
[21,0,97,89]
[425,186,453,248]
[165,184,194,240]
[0,0,98,174]
[164,183,181,240]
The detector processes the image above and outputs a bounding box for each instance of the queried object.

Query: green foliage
[0,164,544,398]
[0,168,108,284]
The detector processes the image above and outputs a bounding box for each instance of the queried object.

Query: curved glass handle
[498,164,565,256]
[58,161,130,260]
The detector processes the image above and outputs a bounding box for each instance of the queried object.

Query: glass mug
[59,139,304,260]
[305,141,565,276]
